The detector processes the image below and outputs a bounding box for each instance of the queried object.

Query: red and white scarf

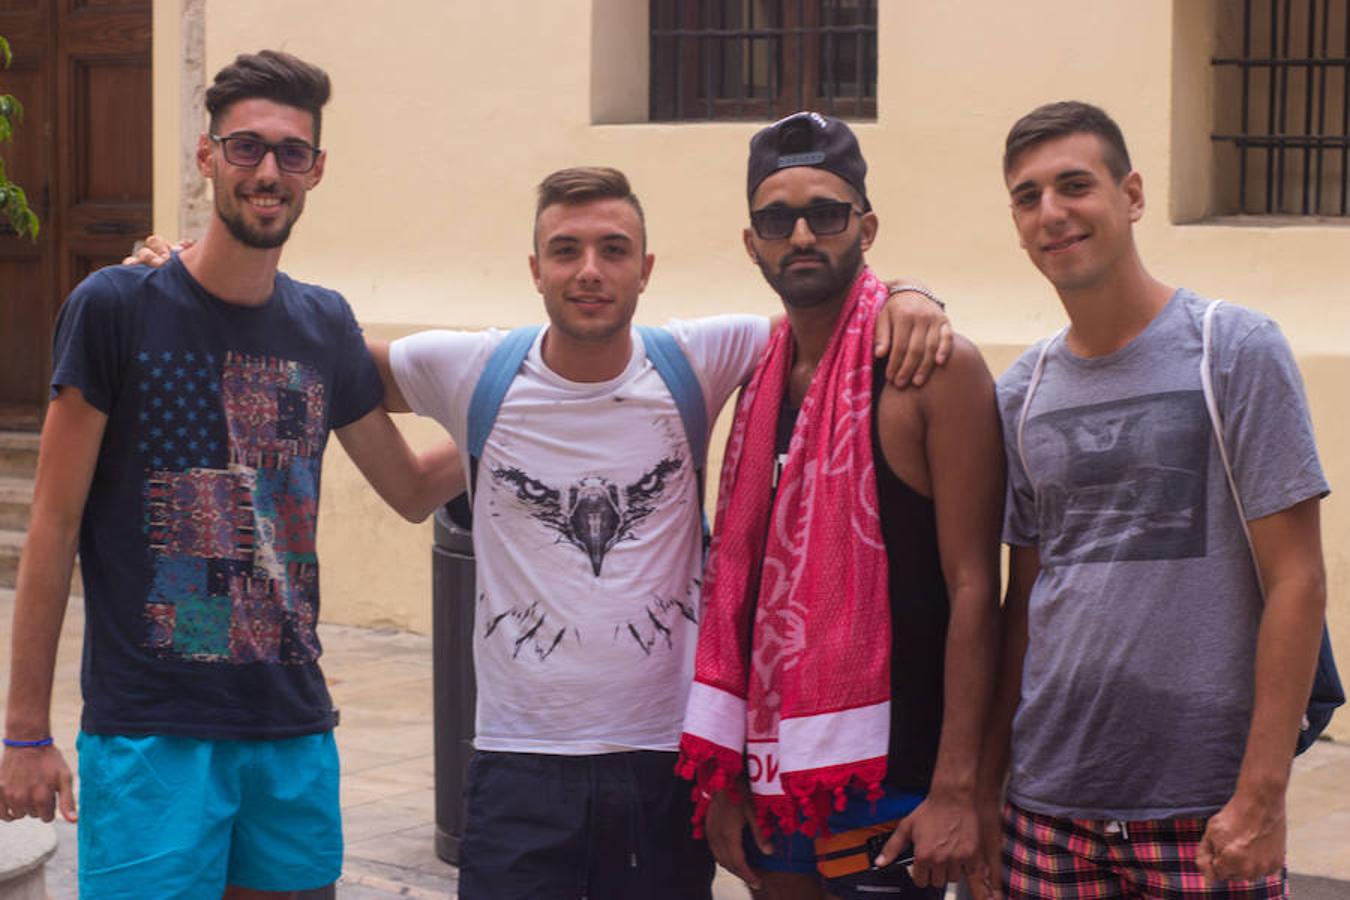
[678,267,891,837]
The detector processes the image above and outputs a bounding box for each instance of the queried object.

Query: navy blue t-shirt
[51,255,383,739]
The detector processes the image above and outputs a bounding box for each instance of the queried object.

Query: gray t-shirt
[998,288,1329,820]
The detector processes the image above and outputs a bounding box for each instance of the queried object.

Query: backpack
[1015,304,1344,756]
[453,324,709,536]
[1201,300,1344,754]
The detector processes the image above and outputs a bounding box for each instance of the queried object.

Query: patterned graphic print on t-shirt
[139,350,324,664]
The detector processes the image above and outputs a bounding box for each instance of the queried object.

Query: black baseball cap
[746,111,869,210]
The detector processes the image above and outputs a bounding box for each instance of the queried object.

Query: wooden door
[0,0,151,427]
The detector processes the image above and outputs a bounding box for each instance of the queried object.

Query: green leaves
[0,94,22,142]
[0,180,40,240]
[0,33,38,242]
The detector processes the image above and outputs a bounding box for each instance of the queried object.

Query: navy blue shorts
[458,749,714,900]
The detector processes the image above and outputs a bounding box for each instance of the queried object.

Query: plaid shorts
[1003,802,1287,899]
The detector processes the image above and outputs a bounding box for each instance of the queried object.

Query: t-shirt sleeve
[997,351,1041,548]
[49,270,130,413]
[1216,315,1330,520]
[662,315,772,421]
[388,329,500,443]
[327,295,385,430]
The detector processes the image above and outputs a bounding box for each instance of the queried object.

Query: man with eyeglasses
[0,50,462,899]
[680,112,1004,899]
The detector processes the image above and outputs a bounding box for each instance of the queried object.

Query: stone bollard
[0,819,58,900]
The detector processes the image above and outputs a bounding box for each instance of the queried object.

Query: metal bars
[1212,0,1350,215]
[650,0,877,121]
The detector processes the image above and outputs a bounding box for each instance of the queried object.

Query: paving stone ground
[3,590,1345,898]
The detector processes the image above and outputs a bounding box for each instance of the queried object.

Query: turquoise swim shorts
[77,730,342,898]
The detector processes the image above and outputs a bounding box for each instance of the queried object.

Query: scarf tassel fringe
[677,739,888,839]
[676,736,744,838]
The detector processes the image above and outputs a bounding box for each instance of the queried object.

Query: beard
[756,235,864,309]
[214,183,299,250]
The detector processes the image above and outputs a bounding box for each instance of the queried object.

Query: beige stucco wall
[151,0,1349,737]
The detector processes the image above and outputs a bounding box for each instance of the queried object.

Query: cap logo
[777,150,826,168]
[769,111,829,130]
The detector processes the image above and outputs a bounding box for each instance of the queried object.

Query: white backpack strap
[1016,327,1067,483]
[1201,299,1264,599]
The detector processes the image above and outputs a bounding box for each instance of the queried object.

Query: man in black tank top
[701,113,1006,900]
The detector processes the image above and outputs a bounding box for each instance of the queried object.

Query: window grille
[1212,0,1350,215]
[649,0,877,121]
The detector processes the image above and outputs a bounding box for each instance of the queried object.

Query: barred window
[1211,0,1350,216]
[649,0,877,122]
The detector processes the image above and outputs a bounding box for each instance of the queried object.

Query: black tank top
[769,361,949,792]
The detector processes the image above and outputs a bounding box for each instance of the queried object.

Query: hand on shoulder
[121,234,191,268]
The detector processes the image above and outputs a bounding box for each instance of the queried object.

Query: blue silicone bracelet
[2,737,54,748]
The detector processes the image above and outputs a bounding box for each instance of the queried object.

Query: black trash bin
[432,494,476,865]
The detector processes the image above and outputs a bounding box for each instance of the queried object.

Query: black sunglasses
[210,134,321,174]
[749,200,861,240]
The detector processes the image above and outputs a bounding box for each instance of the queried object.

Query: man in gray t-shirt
[979,101,1328,900]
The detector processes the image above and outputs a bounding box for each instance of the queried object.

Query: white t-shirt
[391,316,770,753]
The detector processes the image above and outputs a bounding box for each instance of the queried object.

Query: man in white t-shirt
[374,166,951,899]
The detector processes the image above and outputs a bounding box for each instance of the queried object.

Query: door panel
[76,61,153,202]
[0,1,53,412]
[0,0,150,422]
[56,1,152,327]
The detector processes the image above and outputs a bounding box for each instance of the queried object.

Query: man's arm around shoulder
[1,387,106,823]
[1196,496,1326,883]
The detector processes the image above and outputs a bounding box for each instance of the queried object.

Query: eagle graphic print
[491,455,683,576]
[480,423,699,663]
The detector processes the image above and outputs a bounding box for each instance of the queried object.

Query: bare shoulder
[936,334,993,382]
[882,333,994,409]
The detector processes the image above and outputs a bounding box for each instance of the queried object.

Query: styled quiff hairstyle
[534,166,647,248]
[1003,100,1132,183]
[205,50,332,146]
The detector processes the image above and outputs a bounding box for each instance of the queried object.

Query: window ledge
[1177,214,1350,228]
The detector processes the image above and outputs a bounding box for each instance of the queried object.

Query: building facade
[143,0,1348,736]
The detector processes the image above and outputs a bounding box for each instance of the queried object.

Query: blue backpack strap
[638,326,708,471]
[466,325,543,495]
[637,326,710,539]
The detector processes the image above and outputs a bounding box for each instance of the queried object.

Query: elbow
[374,484,435,524]
[393,498,435,524]
[1267,566,1327,617]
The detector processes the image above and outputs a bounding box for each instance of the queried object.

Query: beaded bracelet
[888,282,946,311]
[2,736,54,748]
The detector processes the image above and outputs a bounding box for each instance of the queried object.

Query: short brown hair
[534,167,646,248]
[206,50,331,146]
[1003,101,1132,183]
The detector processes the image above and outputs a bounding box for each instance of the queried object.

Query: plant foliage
[0,34,39,241]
